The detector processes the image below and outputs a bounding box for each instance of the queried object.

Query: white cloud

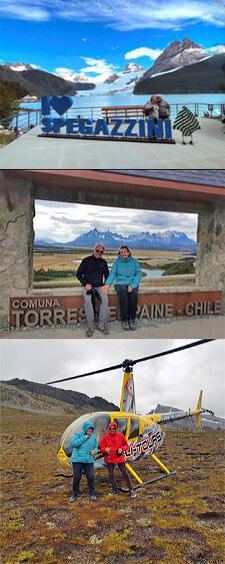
[1,340,224,418]
[0,2,49,21]
[80,57,119,83]
[30,63,40,69]
[34,200,197,243]
[54,59,119,84]
[1,0,224,29]
[125,47,163,60]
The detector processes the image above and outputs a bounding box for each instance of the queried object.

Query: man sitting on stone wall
[76,243,109,337]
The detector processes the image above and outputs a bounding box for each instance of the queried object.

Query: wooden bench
[102,105,145,122]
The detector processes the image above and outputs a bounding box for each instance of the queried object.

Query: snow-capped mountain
[35,237,64,246]
[142,38,225,79]
[93,63,146,95]
[35,228,196,251]
[122,63,145,74]
[4,61,36,72]
[54,69,92,84]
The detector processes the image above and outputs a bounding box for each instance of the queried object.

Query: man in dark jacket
[76,243,109,337]
[100,422,136,497]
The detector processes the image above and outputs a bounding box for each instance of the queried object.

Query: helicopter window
[128,418,139,440]
[90,414,111,446]
[113,418,127,436]
[63,419,84,457]
[57,414,91,454]
[61,413,111,456]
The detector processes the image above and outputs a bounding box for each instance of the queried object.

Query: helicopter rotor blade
[46,362,126,385]
[46,339,214,385]
[130,339,215,367]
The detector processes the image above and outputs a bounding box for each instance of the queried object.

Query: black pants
[107,462,132,492]
[72,462,95,496]
[115,285,138,322]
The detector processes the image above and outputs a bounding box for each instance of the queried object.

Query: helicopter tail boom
[148,390,205,428]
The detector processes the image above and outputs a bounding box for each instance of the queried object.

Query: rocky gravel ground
[1,408,224,564]
[1,315,224,339]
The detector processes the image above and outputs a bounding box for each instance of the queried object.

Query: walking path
[0,118,224,169]
[1,315,224,339]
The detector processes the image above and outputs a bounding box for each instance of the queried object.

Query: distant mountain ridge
[149,404,225,430]
[1,380,223,429]
[134,53,225,94]
[2,39,225,97]
[141,38,225,79]
[1,379,119,412]
[35,228,197,251]
[0,65,95,97]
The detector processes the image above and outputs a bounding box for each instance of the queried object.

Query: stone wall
[196,204,225,311]
[0,176,35,327]
[0,175,224,328]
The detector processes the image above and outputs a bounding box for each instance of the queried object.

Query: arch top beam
[2,170,225,210]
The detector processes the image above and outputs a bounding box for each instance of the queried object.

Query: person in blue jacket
[103,246,141,331]
[70,420,98,502]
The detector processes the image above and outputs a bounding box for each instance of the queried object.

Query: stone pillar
[196,204,225,311]
[0,175,35,328]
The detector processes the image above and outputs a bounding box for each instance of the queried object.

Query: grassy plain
[1,408,224,564]
[33,250,194,288]
[34,250,188,270]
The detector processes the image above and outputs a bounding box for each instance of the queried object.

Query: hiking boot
[69,494,77,502]
[90,495,97,501]
[98,323,109,335]
[129,319,137,331]
[109,490,118,496]
[130,490,136,498]
[123,321,130,331]
[86,324,94,337]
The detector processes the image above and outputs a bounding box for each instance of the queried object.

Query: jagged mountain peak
[142,37,206,78]
[123,62,145,73]
[35,228,196,251]
[4,61,35,72]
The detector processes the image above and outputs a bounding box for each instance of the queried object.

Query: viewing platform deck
[0,117,224,169]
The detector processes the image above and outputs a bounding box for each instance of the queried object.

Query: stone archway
[0,170,224,328]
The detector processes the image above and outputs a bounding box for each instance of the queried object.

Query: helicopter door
[128,418,139,440]
[112,418,128,438]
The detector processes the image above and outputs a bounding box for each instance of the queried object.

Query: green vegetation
[162,258,195,276]
[0,81,28,128]
[34,268,76,282]
[34,258,195,284]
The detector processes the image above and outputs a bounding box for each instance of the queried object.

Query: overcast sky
[1,339,224,418]
[34,200,198,242]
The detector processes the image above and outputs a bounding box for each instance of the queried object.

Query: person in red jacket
[100,422,136,497]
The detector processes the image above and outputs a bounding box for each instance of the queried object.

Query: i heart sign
[51,96,73,115]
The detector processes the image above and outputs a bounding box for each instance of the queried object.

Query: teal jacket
[106,255,141,289]
[71,421,98,463]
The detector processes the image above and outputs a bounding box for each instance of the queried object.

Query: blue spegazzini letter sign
[40,96,175,143]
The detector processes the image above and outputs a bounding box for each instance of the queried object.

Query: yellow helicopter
[48,340,214,490]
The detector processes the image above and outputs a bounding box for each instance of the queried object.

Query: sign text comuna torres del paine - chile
[40,96,174,143]
[10,295,221,329]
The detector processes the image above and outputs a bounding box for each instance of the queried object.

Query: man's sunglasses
[95,249,104,254]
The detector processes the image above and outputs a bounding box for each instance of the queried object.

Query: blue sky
[1,0,225,81]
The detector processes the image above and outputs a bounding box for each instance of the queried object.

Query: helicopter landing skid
[118,470,177,492]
